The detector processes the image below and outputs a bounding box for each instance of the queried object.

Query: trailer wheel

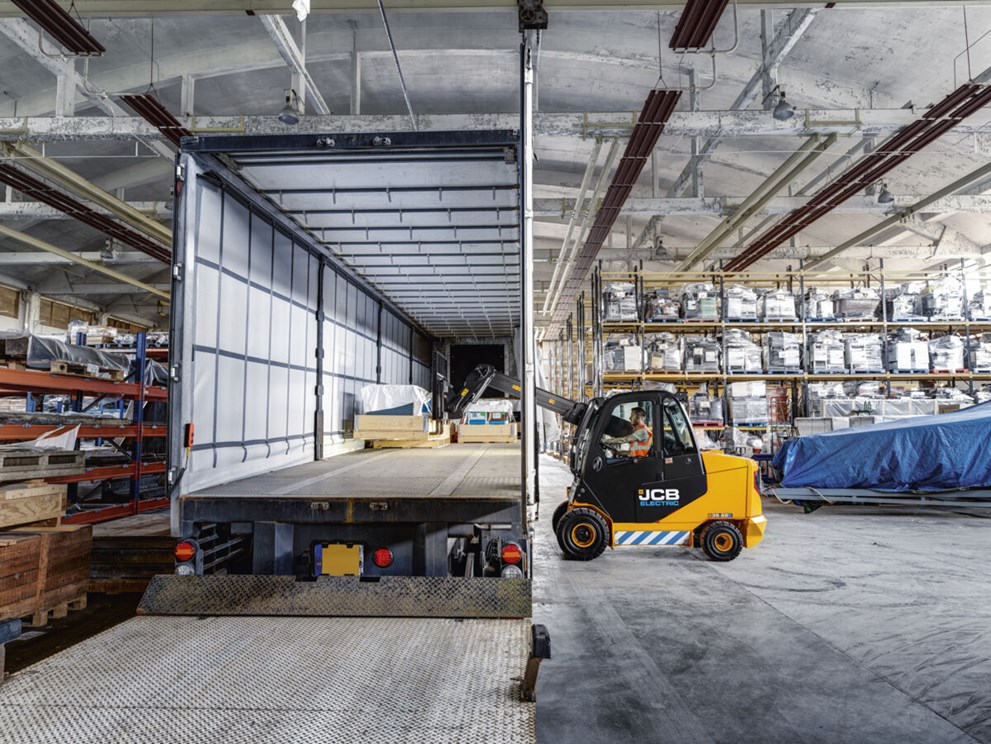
[700,521,744,561]
[557,508,608,561]
[551,500,569,533]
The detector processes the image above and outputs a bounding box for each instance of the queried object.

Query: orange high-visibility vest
[629,423,653,458]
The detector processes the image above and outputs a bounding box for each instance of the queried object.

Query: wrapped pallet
[804,289,834,320]
[728,380,768,426]
[644,289,680,322]
[833,287,880,320]
[762,332,802,372]
[724,284,757,320]
[603,282,638,322]
[884,282,924,321]
[758,289,798,321]
[968,333,991,372]
[920,277,965,320]
[683,336,720,372]
[643,332,682,372]
[968,291,991,322]
[844,334,884,372]
[681,283,719,321]
[885,328,929,372]
[929,334,965,372]
[723,329,761,373]
[688,384,724,425]
[806,330,845,373]
[603,334,642,372]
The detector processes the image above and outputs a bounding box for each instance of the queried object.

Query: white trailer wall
[173,159,432,493]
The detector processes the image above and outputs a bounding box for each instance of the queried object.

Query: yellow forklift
[448,365,766,561]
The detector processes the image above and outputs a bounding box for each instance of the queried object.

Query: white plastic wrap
[359,384,431,414]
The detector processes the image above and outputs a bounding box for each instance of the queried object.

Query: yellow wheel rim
[713,533,734,553]
[571,523,597,549]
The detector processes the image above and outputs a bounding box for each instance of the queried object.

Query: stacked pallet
[458,422,518,444]
[354,414,451,449]
[0,525,91,627]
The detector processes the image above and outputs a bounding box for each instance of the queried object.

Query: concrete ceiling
[0,2,989,332]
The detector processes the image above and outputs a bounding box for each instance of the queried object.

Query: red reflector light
[501,543,523,564]
[372,548,394,568]
[175,541,196,562]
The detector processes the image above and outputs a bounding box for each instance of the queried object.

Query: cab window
[599,399,655,459]
[661,397,696,456]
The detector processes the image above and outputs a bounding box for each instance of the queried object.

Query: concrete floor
[533,455,991,744]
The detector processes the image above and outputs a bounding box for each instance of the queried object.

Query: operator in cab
[602,406,652,458]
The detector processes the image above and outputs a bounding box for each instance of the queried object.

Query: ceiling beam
[259,14,332,115]
[0,0,981,15]
[0,251,161,264]
[0,224,170,299]
[2,106,986,142]
[0,201,171,220]
[39,282,172,296]
[0,19,174,160]
[669,7,819,199]
[533,194,991,218]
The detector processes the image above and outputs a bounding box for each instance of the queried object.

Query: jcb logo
[638,489,680,502]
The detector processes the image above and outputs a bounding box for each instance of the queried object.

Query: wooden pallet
[0,449,86,483]
[0,525,91,625]
[371,430,452,449]
[50,360,127,382]
[0,481,66,530]
[458,423,518,444]
[356,414,444,442]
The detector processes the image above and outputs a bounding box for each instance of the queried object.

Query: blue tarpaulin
[772,402,991,492]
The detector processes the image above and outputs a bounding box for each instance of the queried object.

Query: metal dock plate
[138,575,532,619]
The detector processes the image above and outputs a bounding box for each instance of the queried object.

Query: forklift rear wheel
[700,521,743,561]
[557,508,608,561]
[551,500,569,533]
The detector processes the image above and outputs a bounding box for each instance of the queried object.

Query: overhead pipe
[541,137,602,314]
[119,94,192,148]
[3,142,172,246]
[547,137,620,316]
[0,224,169,300]
[677,133,837,271]
[11,0,104,55]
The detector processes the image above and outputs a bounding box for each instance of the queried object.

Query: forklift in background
[448,365,766,561]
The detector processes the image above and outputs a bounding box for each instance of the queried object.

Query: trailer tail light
[175,540,196,562]
[501,543,523,565]
[501,564,524,579]
[372,548,394,568]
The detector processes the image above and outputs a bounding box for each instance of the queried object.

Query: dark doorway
[451,344,506,398]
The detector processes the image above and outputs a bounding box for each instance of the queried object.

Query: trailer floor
[533,455,991,744]
[192,442,520,499]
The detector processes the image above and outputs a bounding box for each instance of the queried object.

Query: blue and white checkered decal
[614,530,690,546]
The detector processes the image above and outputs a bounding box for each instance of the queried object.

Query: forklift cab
[571,392,707,524]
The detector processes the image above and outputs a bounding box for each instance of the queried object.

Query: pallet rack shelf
[0,332,168,525]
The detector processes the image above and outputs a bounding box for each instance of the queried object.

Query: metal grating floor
[192,442,521,500]
[0,616,534,743]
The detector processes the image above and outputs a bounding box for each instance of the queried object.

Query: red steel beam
[0,423,167,442]
[120,94,192,149]
[62,497,170,525]
[48,460,166,484]
[0,367,168,400]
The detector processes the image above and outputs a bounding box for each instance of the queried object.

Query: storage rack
[0,332,169,524]
[565,262,991,437]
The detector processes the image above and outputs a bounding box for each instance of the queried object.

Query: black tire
[556,507,608,561]
[700,521,744,562]
[551,500,570,534]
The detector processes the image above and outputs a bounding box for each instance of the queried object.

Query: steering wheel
[663,431,678,454]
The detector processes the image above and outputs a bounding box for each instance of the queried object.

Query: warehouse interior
[0,1,990,742]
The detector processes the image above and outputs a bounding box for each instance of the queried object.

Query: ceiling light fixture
[877,182,895,204]
[11,0,105,56]
[772,91,795,121]
[279,89,302,125]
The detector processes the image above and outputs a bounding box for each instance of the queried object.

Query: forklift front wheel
[557,508,608,561]
[700,521,744,562]
[551,500,570,534]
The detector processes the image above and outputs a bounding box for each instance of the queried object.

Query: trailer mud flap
[138,575,532,619]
